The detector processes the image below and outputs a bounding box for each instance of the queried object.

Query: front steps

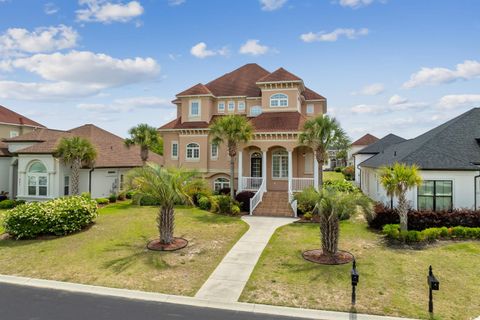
[252,191,294,217]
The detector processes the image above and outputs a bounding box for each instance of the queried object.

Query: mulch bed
[147,237,188,251]
[302,249,354,265]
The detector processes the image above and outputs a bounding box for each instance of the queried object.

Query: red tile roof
[5,125,163,168]
[257,67,302,83]
[0,105,45,127]
[303,87,326,100]
[351,133,379,146]
[176,83,213,96]
[0,141,11,157]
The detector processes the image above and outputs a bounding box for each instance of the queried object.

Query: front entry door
[250,152,262,189]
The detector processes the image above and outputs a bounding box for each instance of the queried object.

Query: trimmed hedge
[383,224,480,243]
[367,203,480,230]
[95,198,109,205]
[3,196,98,239]
[0,200,17,209]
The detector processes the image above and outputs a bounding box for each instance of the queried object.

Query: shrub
[367,203,399,229]
[382,224,400,239]
[303,212,313,221]
[184,178,211,206]
[382,223,480,243]
[213,195,240,215]
[323,180,358,193]
[3,196,98,239]
[231,205,241,215]
[334,167,344,173]
[117,192,126,201]
[218,187,233,195]
[108,194,117,203]
[294,187,318,215]
[198,196,211,211]
[15,200,26,206]
[137,195,160,206]
[0,199,17,209]
[95,198,109,205]
[80,192,91,199]
[342,166,354,180]
[235,191,255,212]
[125,191,134,199]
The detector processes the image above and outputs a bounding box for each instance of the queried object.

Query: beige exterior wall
[301,100,326,118]
[261,88,301,113]
[0,124,37,139]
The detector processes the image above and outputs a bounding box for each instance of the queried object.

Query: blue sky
[0,0,479,140]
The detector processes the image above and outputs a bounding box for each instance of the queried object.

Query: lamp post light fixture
[351,259,359,305]
[427,265,440,314]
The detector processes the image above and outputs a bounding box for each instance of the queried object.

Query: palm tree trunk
[71,158,81,195]
[141,146,149,165]
[315,148,325,189]
[319,212,339,255]
[398,191,408,231]
[229,155,235,200]
[390,196,394,210]
[158,205,175,244]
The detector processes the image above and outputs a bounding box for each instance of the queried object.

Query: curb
[0,274,416,320]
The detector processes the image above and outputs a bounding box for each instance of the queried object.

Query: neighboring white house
[359,108,480,211]
[1,124,163,200]
[347,133,379,167]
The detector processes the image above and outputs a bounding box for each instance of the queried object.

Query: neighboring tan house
[2,124,163,200]
[353,133,405,183]
[0,105,45,195]
[158,63,327,216]
[359,108,480,211]
[347,133,379,167]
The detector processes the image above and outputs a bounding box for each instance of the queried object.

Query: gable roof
[256,67,302,83]
[356,134,406,155]
[352,133,379,146]
[176,83,213,96]
[303,87,326,100]
[4,125,163,168]
[0,105,45,128]
[360,108,480,170]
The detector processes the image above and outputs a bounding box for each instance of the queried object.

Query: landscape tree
[125,124,162,164]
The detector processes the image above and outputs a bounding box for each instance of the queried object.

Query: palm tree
[209,115,253,199]
[316,190,373,257]
[125,124,162,164]
[379,163,422,231]
[54,137,97,195]
[127,164,195,245]
[299,115,348,189]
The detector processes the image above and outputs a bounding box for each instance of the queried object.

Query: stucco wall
[0,124,37,139]
[354,153,375,185]
[0,158,11,194]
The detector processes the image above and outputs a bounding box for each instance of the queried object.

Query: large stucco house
[1,124,163,200]
[358,108,480,211]
[158,63,327,216]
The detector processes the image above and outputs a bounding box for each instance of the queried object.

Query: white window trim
[189,99,201,118]
[217,101,225,113]
[27,161,49,197]
[270,93,288,108]
[227,101,235,112]
[171,141,178,160]
[272,150,288,180]
[304,152,313,174]
[250,106,262,117]
[214,178,230,192]
[238,101,245,111]
[9,131,19,138]
[186,143,200,161]
[306,103,314,114]
[211,143,218,160]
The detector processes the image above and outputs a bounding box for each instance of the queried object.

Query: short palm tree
[125,124,162,164]
[316,190,373,257]
[209,115,253,199]
[54,136,97,196]
[299,115,348,189]
[127,164,195,245]
[379,163,422,231]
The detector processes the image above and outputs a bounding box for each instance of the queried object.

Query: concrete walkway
[195,215,297,302]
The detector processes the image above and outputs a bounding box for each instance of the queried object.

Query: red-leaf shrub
[235,191,255,212]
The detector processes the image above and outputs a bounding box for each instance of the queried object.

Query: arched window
[270,94,288,107]
[27,161,48,196]
[214,177,230,192]
[250,106,262,117]
[272,150,288,179]
[186,143,200,160]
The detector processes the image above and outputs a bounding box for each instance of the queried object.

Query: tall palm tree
[127,164,195,245]
[54,137,97,195]
[316,190,373,257]
[209,115,253,199]
[379,163,422,231]
[125,124,162,164]
[299,115,348,189]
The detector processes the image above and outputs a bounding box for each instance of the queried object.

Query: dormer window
[270,94,288,107]
[250,106,262,117]
[189,100,200,117]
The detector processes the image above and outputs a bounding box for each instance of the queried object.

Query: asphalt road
[0,282,308,320]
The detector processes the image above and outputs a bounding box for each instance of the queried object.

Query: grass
[0,209,5,234]
[240,216,480,320]
[0,202,248,296]
[323,171,344,181]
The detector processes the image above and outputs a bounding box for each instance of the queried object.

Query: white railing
[288,183,298,218]
[250,178,266,215]
[291,177,314,192]
[242,177,263,191]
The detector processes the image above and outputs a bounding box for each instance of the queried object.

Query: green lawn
[0,209,6,234]
[0,202,248,296]
[240,217,480,320]
[323,171,344,181]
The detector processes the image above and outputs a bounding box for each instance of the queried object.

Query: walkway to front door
[195,216,296,302]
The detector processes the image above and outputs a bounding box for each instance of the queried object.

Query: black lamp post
[427,265,439,314]
[351,259,359,305]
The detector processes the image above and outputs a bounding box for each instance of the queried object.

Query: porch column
[288,150,293,193]
[262,150,267,190]
[238,151,243,192]
[314,151,319,191]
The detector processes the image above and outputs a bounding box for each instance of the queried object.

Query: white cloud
[388,94,408,105]
[44,2,59,15]
[300,28,368,42]
[190,42,228,59]
[403,60,480,88]
[338,0,375,9]
[0,25,78,57]
[239,39,269,56]
[437,94,480,109]
[352,83,384,96]
[0,81,100,101]
[351,104,382,114]
[76,0,144,23]
[168,0,185,5]
[77,96,171,113]
[259,0,287,11]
